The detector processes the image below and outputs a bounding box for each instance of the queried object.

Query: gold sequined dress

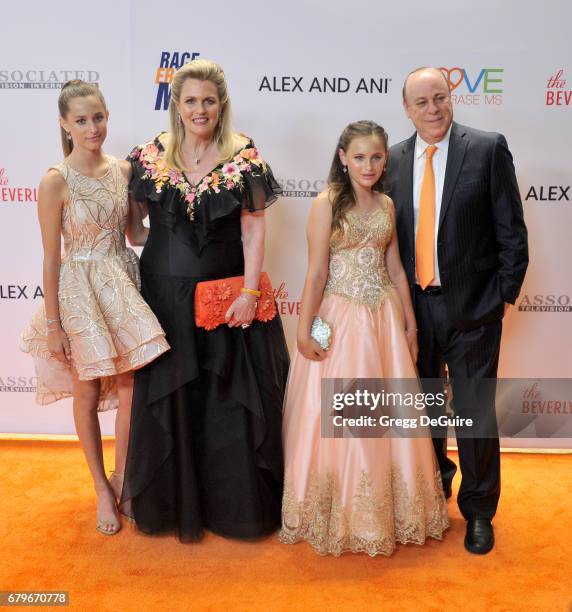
[21,156,169,411]
[279,199,449,556]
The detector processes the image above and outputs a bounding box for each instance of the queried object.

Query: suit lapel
[399,133,416,254]
[439,122,468,230]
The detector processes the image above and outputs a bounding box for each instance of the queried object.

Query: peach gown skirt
[279,205,449,556]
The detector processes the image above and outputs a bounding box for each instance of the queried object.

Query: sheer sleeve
[126,145,148,203]
[126,138,163,204]
[241,161,281,212]
[235,140,282,212]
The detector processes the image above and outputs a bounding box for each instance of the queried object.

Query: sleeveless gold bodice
[58,158,136,267]
[323,203,394,309]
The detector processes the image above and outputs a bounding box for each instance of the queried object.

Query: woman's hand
[47,326,71,364]
[225,293,257,328]
[405,328,419,363]
[297,334,328,361]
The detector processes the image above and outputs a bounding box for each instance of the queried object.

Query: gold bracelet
[240,287,261,297]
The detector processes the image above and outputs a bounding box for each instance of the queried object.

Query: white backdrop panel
[0,0,570,448]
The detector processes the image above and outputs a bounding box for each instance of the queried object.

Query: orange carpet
[0,440,570,612]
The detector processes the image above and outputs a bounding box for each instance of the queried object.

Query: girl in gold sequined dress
[20,81,169,535]
[279,121,449,556]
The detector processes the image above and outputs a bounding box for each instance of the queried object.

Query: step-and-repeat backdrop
[1,0,570,447]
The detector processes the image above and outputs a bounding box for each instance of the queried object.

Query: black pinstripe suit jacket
[384,121,528,330]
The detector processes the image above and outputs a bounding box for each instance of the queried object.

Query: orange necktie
[416,145,437,289]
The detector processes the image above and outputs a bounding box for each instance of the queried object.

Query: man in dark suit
[384,67,528,554]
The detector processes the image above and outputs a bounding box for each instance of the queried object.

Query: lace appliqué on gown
[279,465,449,557]
[323,207,394,310]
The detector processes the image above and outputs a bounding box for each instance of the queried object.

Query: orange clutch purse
[194,272,277,331]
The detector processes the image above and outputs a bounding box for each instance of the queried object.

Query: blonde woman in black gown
[123,59,289,542]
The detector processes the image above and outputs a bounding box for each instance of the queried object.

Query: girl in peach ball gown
[279,121,449,556]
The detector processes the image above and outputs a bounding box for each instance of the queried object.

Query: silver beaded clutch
[310,316,332,350]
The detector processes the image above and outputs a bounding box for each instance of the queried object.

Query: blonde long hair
[328,120,388,237]
[165,59,239,170]
[58,80,107,156]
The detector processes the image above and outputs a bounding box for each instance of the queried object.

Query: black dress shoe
[464,519,494,554]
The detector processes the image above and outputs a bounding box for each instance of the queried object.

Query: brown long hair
[165,59,239,171]
[328,120,388,237]
[58,80,107,156]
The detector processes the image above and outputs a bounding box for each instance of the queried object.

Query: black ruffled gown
[122,134,290,541]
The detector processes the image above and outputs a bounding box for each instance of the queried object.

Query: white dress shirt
[413,125,452,286]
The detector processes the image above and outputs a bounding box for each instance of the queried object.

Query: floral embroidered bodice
[128,133,271,221]
[323,203,394,309]
[127,133,281,255]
